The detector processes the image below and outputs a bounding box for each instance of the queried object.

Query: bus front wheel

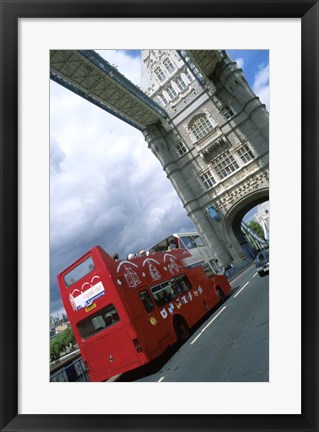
[173,316,190,341]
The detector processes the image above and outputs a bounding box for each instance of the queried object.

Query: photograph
[1,1,318,430]
[49,49,270,383]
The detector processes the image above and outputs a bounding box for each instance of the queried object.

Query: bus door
[77,304,141,380]
[135,288,175,357]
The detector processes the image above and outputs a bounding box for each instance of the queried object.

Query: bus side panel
[184,268,214,319]
[133,315,176,358]
[203,273,231,311]
[119,290,176,359]
[180,268,230,327]
[211,274,232,296]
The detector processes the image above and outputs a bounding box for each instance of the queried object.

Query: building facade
[141,50,269,267]
[255,201,270,241]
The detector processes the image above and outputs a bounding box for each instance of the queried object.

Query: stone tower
[141,50,269,267]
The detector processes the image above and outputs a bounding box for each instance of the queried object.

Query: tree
[247,220,265,239]
[60,327,75,349]
[50,327,76,361]
[50,338,61,361]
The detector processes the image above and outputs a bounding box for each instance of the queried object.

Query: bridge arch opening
[224,189,269,262]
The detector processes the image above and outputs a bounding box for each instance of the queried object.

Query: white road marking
[233,281,249,298]
[190,306,227,345]
[158,376,165,382]
[190,332,202,345]
[253,272,257,278]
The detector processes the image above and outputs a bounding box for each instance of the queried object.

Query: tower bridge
[50,49,269,267]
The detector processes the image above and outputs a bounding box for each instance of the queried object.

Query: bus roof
[171,232,198,238]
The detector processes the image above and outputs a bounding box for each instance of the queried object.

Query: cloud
[50,50,194,314]
[252,63,269,110]
[50,139,65,174]
[232,53,269,111]
[96,50,141,86]
[234,57,244,70]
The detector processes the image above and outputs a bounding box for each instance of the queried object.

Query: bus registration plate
[85,303,97,313]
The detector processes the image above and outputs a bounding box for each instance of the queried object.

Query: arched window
[176,76,187,91]
[154,66,165,82]
[184,69,193,82]
[189,115,214,140]
[166,85,177,100]
[163,58,175,73]
[158,93,168,106]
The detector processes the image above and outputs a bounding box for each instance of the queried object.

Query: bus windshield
[180,234,205,249]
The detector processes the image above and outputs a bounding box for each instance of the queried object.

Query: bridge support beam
[143,124,233,267]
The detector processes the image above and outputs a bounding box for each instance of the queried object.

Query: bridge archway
[223,188,269,261]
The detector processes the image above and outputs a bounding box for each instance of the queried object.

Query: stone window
[237,144,254,163]
[163,58,175,73]
[184,69,193,82]
[222,105,234,120]
[189,114,214,140]
[213,96,234,119]
[200,170,216,189]
[154,66,165,82]
[176,76,187,91]
[212,150,239,179]
[175,141,188,156]
[158,93,168,106]
[166,85,177,100]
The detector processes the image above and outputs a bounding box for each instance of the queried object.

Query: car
[255,249,269,277]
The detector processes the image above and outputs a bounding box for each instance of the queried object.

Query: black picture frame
[1,1,318,431]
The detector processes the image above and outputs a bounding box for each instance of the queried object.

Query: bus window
[168,238,178,250]
[171,275,192,295]
[180,236,197,249]
[192,235,205,247]
[139,290,155,313]
[150,281,177,307]
[152,239,168,252]
[64,256,95,287]
[77,304,120,339]
[178,238,186,249]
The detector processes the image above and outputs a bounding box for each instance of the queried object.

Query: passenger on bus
[168,240,177,250]
[139,250,146,257]
[112,253,119,261]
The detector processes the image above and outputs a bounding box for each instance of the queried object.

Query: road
[117,264,269,382]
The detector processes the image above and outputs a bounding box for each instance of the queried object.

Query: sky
[50,49,269,315]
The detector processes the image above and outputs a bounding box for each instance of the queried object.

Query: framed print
[0,0,318,431]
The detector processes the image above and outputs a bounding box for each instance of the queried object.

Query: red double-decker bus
[57,246,231,382]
